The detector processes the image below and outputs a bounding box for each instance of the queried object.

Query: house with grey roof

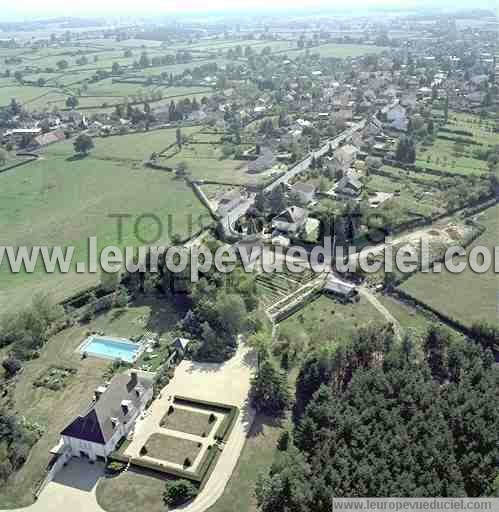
[60,370,153,461]
[334,174,363,198]
[271,206,308,235]
[248,147,276,173]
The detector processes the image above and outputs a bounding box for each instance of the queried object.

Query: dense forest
[255,324,499,510]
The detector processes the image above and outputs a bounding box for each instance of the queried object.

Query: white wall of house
[62,386,153,461]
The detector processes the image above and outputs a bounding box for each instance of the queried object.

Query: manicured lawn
[399,205,498,327]
[144,434,201,466]
[279,295,384,346]
[0,154,206,312]
[97,469,170,512]
[161,407,217,437]
[208,415,284,512]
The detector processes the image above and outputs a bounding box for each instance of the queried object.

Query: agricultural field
[45,126,201,161]
[399,204,498,327]
[0,85,51,107]
[417,111,498,177]
[416,138,489,177]
[0,149,206,312]
[160,141,262,185]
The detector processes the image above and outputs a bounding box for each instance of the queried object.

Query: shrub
[168,405,174,415]
[140,445,148,456]
[183,457,192,468]
[209,413,216,423]
[163,479,198,506]
[106,461,125,474]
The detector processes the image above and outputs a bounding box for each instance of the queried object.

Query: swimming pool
[79,336,142,363]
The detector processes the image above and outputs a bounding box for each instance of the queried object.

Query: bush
[209,413,216,423]
[106,461,125,474]
[183,457,192,468]
[163,479,198,507]
[140,445,148,456]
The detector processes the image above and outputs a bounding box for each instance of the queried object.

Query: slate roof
[61,371,153,445]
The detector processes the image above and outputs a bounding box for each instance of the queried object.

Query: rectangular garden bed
[160,407,217,437]
[143,433,201,467]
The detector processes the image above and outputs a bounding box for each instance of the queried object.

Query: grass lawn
[0,154,206,312]
[377,294,465,348]
[416,139,489,177]
[96,468,171,512]
[144,434,201,466]
[365,173,442,223]
[162,150,261,185]
[0,85,52,106]
[208,415,284,512]
[45,126,202,161]
[279,295,384,346]
[161,407,217,437]
[399,204,498,327]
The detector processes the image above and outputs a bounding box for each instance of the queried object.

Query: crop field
[0,152,206,312]
[399,204,498,327]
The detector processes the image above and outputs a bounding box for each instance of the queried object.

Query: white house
[60,370,153,462]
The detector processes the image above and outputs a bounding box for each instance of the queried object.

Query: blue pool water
[81,336,140,362]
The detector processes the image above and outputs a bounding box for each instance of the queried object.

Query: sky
[2,0,495,21]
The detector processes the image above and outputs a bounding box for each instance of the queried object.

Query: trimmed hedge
[214,406,239,442]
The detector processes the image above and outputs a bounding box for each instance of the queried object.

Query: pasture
[0,152,206,312]
[399,204,498,327]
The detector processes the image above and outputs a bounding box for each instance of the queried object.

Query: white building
[60,370,153,462]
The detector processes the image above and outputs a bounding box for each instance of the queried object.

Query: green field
[365,172,442,222]
[161,144,261,185]
[399,205,498,327]
[417,138,489,177]
[208,415,284,512]
[0,85,51,106]
[0,149,206,312]
[46,127,201,161]
[279,295,384,346]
